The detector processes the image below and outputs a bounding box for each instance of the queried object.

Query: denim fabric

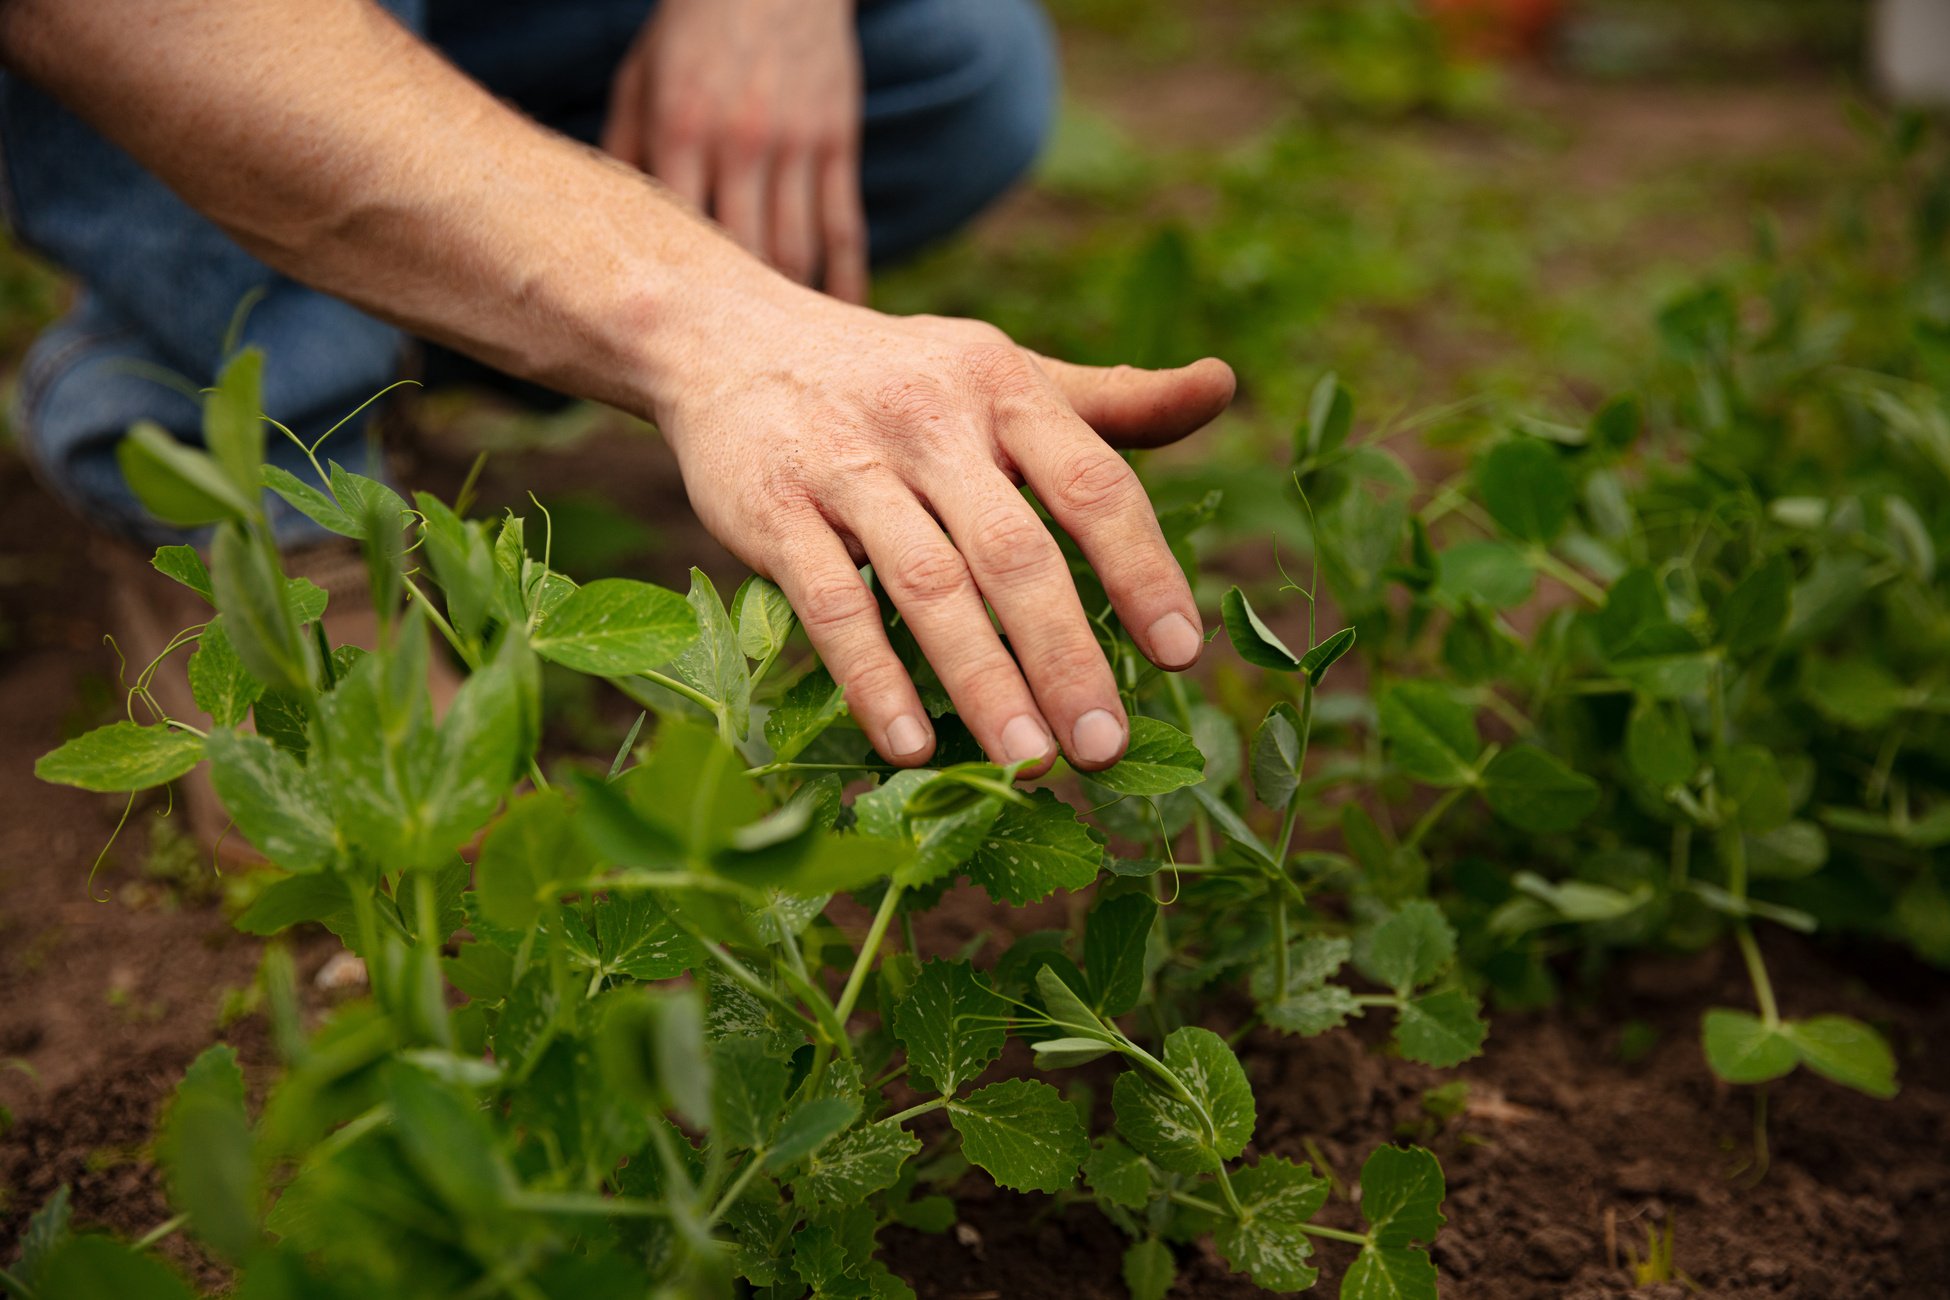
[1,0,1057,547]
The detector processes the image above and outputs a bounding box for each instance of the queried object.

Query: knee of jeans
[863,0,1060,263]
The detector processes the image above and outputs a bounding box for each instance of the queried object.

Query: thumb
[1029,353,1237,448]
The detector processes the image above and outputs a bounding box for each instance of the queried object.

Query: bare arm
[0,0,1238,773]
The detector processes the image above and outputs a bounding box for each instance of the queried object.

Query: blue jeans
[1,0,1057,547]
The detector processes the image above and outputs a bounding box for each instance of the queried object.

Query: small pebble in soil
[314,951,367,991]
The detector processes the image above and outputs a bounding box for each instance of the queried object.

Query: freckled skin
[2,0,1234,773]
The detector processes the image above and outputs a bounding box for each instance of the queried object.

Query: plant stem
[1530,550,1607,605]
[700,1154,767,1231]
[609,670,723,720]
[834,884,904,1035]
[130,1212,190,1252]
[0,1263,36,1300]
[1166,672,1216,866]
[1298,1222,1371,1246]
[1404,785,1470,852]
[1734,922,1780,1027]
[884,1096,948,1126]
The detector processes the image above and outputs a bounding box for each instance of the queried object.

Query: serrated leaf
[1359,1144,1446,1246]
[1701,1008,1798,1084]
[586,893,701,981]
[732,574,797,661]
[949,1078,1089,1194]
[1221,586,1301,671]
[893,960,1008,1096]
[204,729,336,871]
[1480,437,1574,544]
[1213,1157,1330,1292]
[713,1035,790,1151]
[36,721,203,792]
[532,577,698,676]
[1357,901,1456,994]
[1298,626,1357,684]
[965,789,1104,904]
[1342,1245,1440,1300]
[765,1097,861,1170]
[1394,988,1487,1067]
[792,1120,920,1212]
[1084,892,1157,1017]
[1089,716,1206,796]
[1781,1016,1898,1098]
[1111,1027,1253,1174]
[1480,745,1600,833]
[1083,1136,1151,1209]
[1378,683,1480,787]
[765,667,849,762]
[1266,984,1362,1036]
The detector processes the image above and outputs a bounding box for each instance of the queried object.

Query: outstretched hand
[658,291,1235,774]
[602,0,869,303]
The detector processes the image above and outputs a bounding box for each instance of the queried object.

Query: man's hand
[602,0,868,303]
[660,279,1235,772]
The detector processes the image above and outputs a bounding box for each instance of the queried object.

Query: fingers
[928,469,1130,770]
[712,140,770,255]
[770,518,936,766]
[846,485,1056,772]
[1027,353,1237,448]
[819,148,869,305]
[770,150,818,285]
[601,45,648,170]
[1000,397,1204,675]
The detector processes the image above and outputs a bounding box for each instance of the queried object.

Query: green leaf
[188,618,263,728]
[1479,437,1575,544]
[235,872,354,940]
[1299,625,1357,684]
[205,730,337,871]
[36,721,203,792]
[158,1045,257,1261]
[203,350,266,498]
[1716,745,1793,834]
[532,577,699,676]
[1378,683,1480,787]
[1433,539,1535,611]
[211,524,311,694]
[1803,657,1908,730]
[583,894,701,981]
[1342,1246,1440,1300]
[1780,1016,1898,1099]
[1719,555,1792,657]
[328,463,410,539]
[1301,370,1354,460]
[1701,1008,1798,1084]
[1213,1157,1330,1292]
[261,464,357,537]
[1088,716,1206,796]
[949,1078,1089,1194]
[1111,1027,1253,1174]
[152,544,214,601]
[1394,988,1488,1068]
[415,494,497,644]
[1266,984,1361,1036]
[893,960,1008,1096]
[1625,697,1696,788]
[1356,901,1456,994]
[117,421,253,527]
[672,567,752,737]
[1221,586,1301,671]
[792,1120,920,1213]
[765,1097,862,1170]
[1083,1136,1151,1210]
[1122,1238,1177,1300]
[36,1237,196,1300]
[475,789,586,929]
[765,667,848,762]
[1359,1145,1446,1246]
[1251,701,1303,811]
[732,574,797,661]
[965,789,1104,904]
[713,1034,791,1151]
[1480,745,1600,833]
[1590,392,1642,450]
[17,1186,73,1289]
[1251,935,1354,1031]
[1084,892,1157,1017]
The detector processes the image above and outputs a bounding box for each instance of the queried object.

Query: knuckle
[958,654,1027,707]
[887,541,972,606]
[959,342,1040,403]
[971,504,1057,580]
[796,568,876,633]
[839,654,909,708]
[1050,448,1139,517]
[1035,637,1111,693]
[863,375,953,435]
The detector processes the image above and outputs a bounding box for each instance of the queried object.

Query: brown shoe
[99,536,462,867]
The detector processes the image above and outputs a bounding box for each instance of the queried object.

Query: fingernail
[1070,709,1125,767]
[886,715,930,758]
[1001,714,1052,765]
[1147,612,1203,668]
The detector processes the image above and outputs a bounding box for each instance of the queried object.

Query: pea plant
[24,355,1455,1300]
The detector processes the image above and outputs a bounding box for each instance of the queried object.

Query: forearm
[0,0,790,420]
